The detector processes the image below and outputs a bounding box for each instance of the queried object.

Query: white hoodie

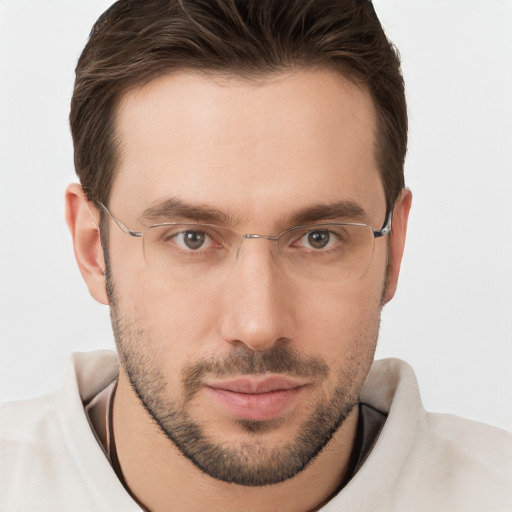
[1,351,510,511]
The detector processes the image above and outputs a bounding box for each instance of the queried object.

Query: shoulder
[0,392,87,509]
[364,358,512,465]
[422,411,512,487]
[0,351,136,511]
[394,412,512,512]
[426,409,512,452]
[329,359,512,511]
[0,391,58,433]
[0,392,62,461]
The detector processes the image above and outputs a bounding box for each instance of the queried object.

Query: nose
[219,239,293,352]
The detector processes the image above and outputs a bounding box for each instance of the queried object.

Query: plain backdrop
[1,0,511,432]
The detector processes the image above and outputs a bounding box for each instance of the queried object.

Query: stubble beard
[105,267,380,486]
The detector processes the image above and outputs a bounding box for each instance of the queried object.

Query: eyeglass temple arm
[373,210,393,238]
[96,201,144,238]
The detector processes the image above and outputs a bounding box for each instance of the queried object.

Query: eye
[173,230,213,251]
[298,229,340,250]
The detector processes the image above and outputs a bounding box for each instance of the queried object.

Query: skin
[66,69,411,511]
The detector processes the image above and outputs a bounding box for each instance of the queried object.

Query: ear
[65,183,109,305]
[382,188,412,305]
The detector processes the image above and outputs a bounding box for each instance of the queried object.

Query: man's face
[106,69,390,485]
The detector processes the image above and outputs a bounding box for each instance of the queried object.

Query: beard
[105,264,379,486]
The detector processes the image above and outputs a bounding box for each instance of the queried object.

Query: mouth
[204,376,308,422]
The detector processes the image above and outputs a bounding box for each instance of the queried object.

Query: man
[1,0,510,510]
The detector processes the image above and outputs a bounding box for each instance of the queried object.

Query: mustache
[181,343,329,398]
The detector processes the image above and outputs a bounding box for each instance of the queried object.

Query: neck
[113,371,359,512]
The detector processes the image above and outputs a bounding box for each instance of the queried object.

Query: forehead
[111,69,385,227]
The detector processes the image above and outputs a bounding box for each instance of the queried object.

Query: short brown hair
[70,0,407,214]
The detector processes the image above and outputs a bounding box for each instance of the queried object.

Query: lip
[204,376,308,421]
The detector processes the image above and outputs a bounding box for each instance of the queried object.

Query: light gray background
[1,0,511,432]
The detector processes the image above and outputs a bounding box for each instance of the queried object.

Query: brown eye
[170,230,212,251]
[182,231,206,250]
[306,231,331,249]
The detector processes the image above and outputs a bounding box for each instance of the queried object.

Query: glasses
[97,202,392,283]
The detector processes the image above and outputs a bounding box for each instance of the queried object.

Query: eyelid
[293,224,342,238]
[280,222,366,237]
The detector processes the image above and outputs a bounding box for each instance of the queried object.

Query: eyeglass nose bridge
[235,233,281,259]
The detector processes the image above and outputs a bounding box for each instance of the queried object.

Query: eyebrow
[288,200,371,225]
[139,197,370,227]
[139,197,237,225]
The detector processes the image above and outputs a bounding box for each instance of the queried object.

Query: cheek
[294,273,384,358]
[112,263,224,356]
